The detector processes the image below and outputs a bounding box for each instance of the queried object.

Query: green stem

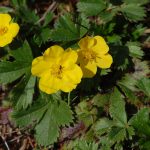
[68,92,71,106]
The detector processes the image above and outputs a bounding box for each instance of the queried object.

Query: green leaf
[50,14,89,42]
[35,99,73,146]
[43,12,54,27]
[73,140,98,150]
[9,73,36,110]
[0,61,30,84]
[0,6,14,13]
[12,99,48,127]
[34,28,51,46]
[118,84,138,104]
[94,118,113,135]
[129,108,150,136]
[136,78,150,97]
[123,0,149,5]
[108,127,126,143]
[92,93,110,107]
[0,41,33,84]
[13,93,73,146]
[109,88,127,127]
[77,0,106,16]
[18,6,39,23]
[35,108,59,146]
[126,126,135,140]
[127,42,144,59]
[121,4,146,21]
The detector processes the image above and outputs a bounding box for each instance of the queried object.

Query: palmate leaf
[12,93,73,146]
[121,4,146,21]
[129,108,150,136]
[109,88,127,127]
[50,14,89,42]
[77,0,106,16]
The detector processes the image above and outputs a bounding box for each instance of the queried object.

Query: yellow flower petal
[31,56,51,77]
[78,36,95,50]
[0,35,12,47]
[0,14,11,25]
[8,23,20,37]
[39,73,60,94]
[61,48,78,68]
[60,75,77,92]
[81,61,97,78]
[92,36,109,55]
[43,45,64,61]
[64,64,83,84]
[96,54,113,69]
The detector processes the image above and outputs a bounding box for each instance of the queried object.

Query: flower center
[82,50,97,62]
[0,26,8,36]
[51,65,64,79]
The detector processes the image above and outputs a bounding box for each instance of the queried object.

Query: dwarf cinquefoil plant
[0,0,149,149]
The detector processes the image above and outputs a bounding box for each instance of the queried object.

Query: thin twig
[0,135,10,150]
[35,1,57,24]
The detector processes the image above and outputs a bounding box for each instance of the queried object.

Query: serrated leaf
[99,7,118,23]
[73,140,98,150]
[123,0,149,5]
[108,127,126,143]
[12,98,49,127]
[121,4,146,21]
[94,118,113,135]
[127,42,144,59]
[13,93,73,146]
[77,0,106,16]
[126,126,135,140]
[0,41,33,84]
[136,77,150,97]
[18,6,39,23]
[34,28,51,46]
[109,88,127,127]
[43,12,53,26]
[35,99,73,146]
[50,14,89,41]
[129,108,150,136]
[118,84,138,104]
[35,108,59,146]
[9,73,36,110]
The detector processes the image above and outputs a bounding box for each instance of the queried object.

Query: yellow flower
[31,45,83,94]
[77,36,113,78]
[0,14,19,47]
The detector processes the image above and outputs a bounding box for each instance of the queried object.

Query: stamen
[51,65,64,79]
[0,26,8,36]
[82,50,97,62]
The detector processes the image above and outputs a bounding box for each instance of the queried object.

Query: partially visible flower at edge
[31,45,83,94]
[0,14,19,47]
[77,36,113,78]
